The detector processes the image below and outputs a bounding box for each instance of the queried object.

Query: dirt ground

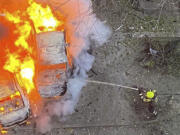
[8,0,180,135]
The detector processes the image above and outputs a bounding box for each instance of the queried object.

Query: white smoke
[36,0,111,133]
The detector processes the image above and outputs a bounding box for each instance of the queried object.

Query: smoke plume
[35,0,111,133]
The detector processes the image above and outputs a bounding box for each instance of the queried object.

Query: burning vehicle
[0,72,30,127]
[0,0,71,127]
[0,0,111,131]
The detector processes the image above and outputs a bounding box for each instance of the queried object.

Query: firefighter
[138,88,158,116]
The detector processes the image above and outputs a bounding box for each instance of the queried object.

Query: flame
[4,53,35,94]
[1,10,39,115]
[0,0,65,117]
[3,0,63,95]
[1,0,64,92]
[0,107,4,112]
[10,91,20,99]
[14,22,32,51]
[5,11,33,51]
[20,68,34,80]
[27,0,63,33]
[0,91,20,103]
[18,59,35,94]
[3,53,21,73]
[5,12,21,24]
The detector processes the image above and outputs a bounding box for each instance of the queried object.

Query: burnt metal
[59,82,67,96]
[0,75,30,127]
[36,32,70,98]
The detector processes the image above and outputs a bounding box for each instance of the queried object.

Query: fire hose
[86,80,139,91]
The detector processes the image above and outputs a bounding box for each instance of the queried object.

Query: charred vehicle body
[0,72,30,127]
[36,31,70,98]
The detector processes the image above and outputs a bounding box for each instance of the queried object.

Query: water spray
[86,80,139,91]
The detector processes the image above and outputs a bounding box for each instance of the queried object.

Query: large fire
[27,0,63,33]
[0,0,64,117]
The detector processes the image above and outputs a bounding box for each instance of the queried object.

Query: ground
[8,0,180,134]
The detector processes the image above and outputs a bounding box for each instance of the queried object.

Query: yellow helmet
[146,90,155,99]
